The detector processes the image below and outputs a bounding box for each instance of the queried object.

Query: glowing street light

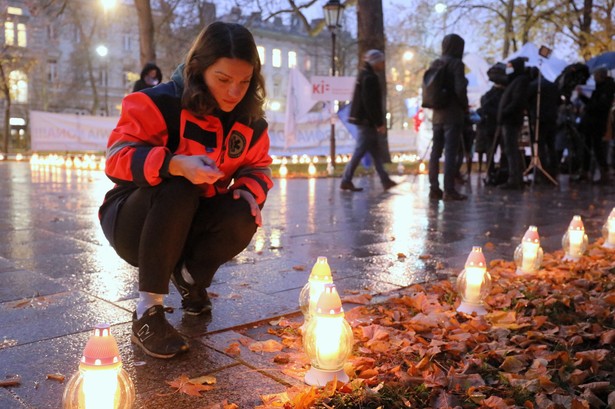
[100,0,117,13]
[323,0,344,171]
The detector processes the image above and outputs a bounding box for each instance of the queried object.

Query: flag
[283,68,314,149]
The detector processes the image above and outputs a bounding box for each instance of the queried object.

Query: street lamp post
[96,44,109,116]
[323,0,344,172]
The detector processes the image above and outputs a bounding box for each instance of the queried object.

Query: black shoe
[383,179,397,190]
[131,305,189,359]
[429,188,443,200]
[171,266,212,316]
[443,191,467,201]
[340,181,363,192]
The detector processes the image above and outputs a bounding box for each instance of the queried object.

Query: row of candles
[22,153,422,176]
[61,208,615,407]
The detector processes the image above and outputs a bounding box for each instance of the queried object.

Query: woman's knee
[154,178,201,211]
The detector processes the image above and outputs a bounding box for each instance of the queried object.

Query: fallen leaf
[225,342,241,356]
[341,293,372,305]
[165,374,214,397]
[45,373,65,383]
[189,375,216,385]
[249,339,284,353]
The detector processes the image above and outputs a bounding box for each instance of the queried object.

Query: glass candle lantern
[303,283,353,386]
[63,324,135,409]
[562,215,588,262]
[456,246,492,315]
[514,225,543,275]
[602,208,615,249]
[299,256,333,323]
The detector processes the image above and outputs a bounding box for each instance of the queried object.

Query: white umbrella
[507,43,569,82]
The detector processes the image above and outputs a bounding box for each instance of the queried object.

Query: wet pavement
[0,160,614,408]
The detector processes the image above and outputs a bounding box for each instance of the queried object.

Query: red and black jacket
[99,72,273,239]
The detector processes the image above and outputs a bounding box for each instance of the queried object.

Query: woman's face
[204,58,254,112]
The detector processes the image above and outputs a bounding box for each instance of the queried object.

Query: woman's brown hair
[182,22,266,122]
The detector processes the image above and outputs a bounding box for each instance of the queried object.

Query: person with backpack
[423,33,469,201]
[98,22,273,359]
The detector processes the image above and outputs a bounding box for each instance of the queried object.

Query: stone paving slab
[1,161,614,408]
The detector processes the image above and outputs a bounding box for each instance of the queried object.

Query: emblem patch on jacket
[228,130,246,158]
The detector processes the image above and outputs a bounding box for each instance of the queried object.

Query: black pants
[108,178,257,295]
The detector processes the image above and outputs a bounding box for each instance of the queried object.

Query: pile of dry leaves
[252,241,615,408]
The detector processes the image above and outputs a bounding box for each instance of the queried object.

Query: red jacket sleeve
[105,92,172,187]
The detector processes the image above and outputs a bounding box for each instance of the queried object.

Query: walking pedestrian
[426,34,469,201]
[341,49,397,192]
[98,22,273,359]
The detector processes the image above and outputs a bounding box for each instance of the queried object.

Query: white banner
[30,111,116,152]
[310,76,355,101]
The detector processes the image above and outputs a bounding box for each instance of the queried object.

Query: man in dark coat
[427,33,469,201]
[341,50,397,192]
[527,67,561,181]
[497,57,530,190]
[577,67,615,184]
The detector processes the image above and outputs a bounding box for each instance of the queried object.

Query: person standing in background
[497,57,530,190]
[577,67,615,184]
[132,62,163,92]
[341,49,397,192]
[427,33,469,201]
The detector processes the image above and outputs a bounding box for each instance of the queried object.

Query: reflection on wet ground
[1,161,613,408]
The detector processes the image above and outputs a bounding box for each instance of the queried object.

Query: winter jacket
[475,85,505,153]
[497,58,530,127]
[348,62,385,128]
[579,76,615,137]
[431,34,469,125]
[100,66,273,226]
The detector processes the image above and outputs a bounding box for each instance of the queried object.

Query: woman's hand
[232,189,262,227]
[168,155,224,185]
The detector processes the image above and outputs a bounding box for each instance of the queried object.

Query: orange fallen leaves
[239,243,615,407]
[164,374,215,397]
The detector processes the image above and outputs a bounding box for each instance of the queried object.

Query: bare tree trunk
[502,0,515,58]
[356,0,390,162]
[0,63,10,154]
[134,0,156,66]
[579,0,593,60]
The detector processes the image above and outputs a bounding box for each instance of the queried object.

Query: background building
[0,1,356,153]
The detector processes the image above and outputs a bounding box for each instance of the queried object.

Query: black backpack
[421,59,450,109]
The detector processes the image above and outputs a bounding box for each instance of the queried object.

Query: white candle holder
[456,246,492,315]
[602,208,615,249]
[514,226,543,275]
[63,324,135,409]
[299,257,333,324]
[303,283,353,386]
[562,215,588,262]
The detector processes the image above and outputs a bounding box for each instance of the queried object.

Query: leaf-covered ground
[253,241,615,409]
